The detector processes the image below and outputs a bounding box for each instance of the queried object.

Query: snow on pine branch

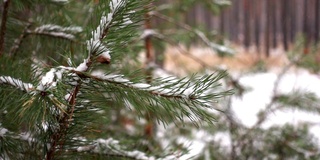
[35,24,82,33]
[0,123,35,146]
[86,0,133,59]
[0,124,8,137]
[36,68,65,91]
[0,63,87,93]
[195,30,234,55]
[0,76,33,92]
[35,61,90,92]
[51,0,69,4]
[29,24,83,41]
[76,138,154,160]
[90,71,229,102]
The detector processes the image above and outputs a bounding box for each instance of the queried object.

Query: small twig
[151,11,192,32]
[9,23,32,57]
[151,31,233,75]
[0,0,11,56]
[26,30,78,43]
[69,143,146,160]
[152,11,234,54]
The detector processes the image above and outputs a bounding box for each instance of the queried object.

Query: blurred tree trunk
[271,0,277,48]
[265,0,271,57]
[254,0,261,53]
[281,0,288,51]
[243,0,250,48]
[303,0,310,54]
[289,0,296,43]
[315,0,319,43]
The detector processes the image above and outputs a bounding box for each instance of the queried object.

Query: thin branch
[150,30,235,77]
[152,11,234,54]
[9,23,32,57]
[69,138,157,160]
[0,76,33,92]
[0,0,11,56]
[26,30,78,43]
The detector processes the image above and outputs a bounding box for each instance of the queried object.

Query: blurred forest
[154,0,320,56]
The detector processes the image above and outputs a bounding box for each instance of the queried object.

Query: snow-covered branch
[27,31,75,41]
[88,71,228,102]
[51,0,69,4]
[194,30,234,55]
[34,24,82,34]
[0,76,33,92]
[36,68,65,91]
[76,138,155,160]
[86,0,135,60]
[0,126,8,137]
[0,123,34,145]
[26,24,83,41]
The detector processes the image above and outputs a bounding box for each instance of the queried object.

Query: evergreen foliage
[1,0,320,159]
[0,0,231,159]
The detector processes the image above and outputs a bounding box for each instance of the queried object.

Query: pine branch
[75,138,156,160]
[274,91,320,114]
[0,76,33,92]
[26,30,75,42]
[77,70,231,125]
[9,23,82,57]
[43,1,147,158]
[50,0,69,4]
[61,69,229,103]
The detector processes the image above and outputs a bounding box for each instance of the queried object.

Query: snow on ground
[176,68,320,159]
[232,69,320,142]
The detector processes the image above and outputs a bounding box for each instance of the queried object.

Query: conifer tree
[0,0,231,159]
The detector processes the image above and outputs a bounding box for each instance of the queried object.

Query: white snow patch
[75,59,89,72]
[0,127,8,136]
[113,77,130,83]
[64,93,71,101]
[213,131,232,148]
[140,29,157,39]
[51,0,69,3]
[131,83,151,89]
[177,137,205,160]
[91,70,105,77]
[0,76,33,92]
[20,132,34,145]
[232,72,275,127]
[41,68,56,86]
[231,70,320,144]
[101,50,111,60]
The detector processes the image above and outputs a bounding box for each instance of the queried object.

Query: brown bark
[0,0,11,56]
